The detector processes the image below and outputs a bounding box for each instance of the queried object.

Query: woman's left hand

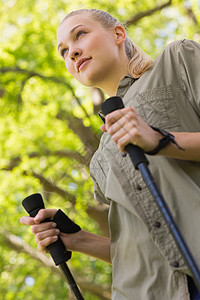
[100,107,162,153]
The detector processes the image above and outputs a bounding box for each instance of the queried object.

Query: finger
[110,118,138,144]
[110,121,137,143]
[106,110,137,135]
[100,124,107,132]
[20,216,36,226]
[117,128,141,152]
[34,208,57,224]
[117,135,132,152]
[107,117,127,135]
[35,228,60,243]
[105,110,123,128]
[105,108,136,128]
[38,235,58,252]
[31,221,57,235]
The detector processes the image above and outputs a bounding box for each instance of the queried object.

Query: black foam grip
[22,193,71,265]
[53,209,81,234]
[101,96,149,169]
[101,96,124,115]
[22,193,44,216]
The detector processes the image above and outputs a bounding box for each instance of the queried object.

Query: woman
[20,9,200,299]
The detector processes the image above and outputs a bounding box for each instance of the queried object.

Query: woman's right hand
[20,208,59,253]
[21,208,111,263]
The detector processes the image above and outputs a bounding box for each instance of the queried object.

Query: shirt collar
[98,75,136,123]
[116,74,136,98]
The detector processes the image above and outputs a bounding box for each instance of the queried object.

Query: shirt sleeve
[90,172,110,205]
[177,39,200,116]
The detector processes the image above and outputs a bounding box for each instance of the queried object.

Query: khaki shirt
[90,39,200,300]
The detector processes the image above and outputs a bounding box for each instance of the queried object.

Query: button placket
[153,221,161,228]
[171,261,180,268]
[136,184,142,191]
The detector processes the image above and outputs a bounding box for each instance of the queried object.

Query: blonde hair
[61,9,152,78]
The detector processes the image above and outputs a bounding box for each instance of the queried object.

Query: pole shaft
[59,262,84,300]
[138,163,200,292]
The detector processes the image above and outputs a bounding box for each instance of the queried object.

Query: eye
[76,30,87,39]
[61,48,68,58]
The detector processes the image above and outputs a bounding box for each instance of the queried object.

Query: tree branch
[0,150,86,171]
[17,75,33,106]
[0,66,90,118]
[0,66,71,86]
[0,229,111,299]
[0,66,101,161]
[185,6,198,25]
[67,115,100,153]
[30,171,77,204]
[56,110,101,163]
[124,0,172,26]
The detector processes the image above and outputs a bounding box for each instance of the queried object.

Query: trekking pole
[101,96,200,292]
[22,193,84,300]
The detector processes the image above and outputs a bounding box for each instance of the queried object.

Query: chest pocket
[130,85,181,130]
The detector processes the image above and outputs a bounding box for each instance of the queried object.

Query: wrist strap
[53,209,81,234]
[145,126,185,155]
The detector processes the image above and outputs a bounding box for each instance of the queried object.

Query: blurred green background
[0,0,199,299]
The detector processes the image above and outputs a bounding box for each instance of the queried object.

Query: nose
[69,48,82,61]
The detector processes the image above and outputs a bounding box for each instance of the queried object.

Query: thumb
[100,124,107,132]
[34,209,57,223]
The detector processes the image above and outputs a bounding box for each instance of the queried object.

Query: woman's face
[57,14,123,89]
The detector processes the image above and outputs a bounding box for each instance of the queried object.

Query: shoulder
[159,39,200,58]
[152,39,200,71]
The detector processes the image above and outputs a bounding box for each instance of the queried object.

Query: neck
[103,71,128,96]
[99,54,129,96]
[100,69,128,97]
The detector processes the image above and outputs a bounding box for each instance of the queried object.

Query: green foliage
[0,0,199,299]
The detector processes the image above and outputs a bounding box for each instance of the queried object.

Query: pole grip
[22,193,71,265]
[101,96,149,168]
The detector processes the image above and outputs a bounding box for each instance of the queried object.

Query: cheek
[65,59,74,75]
[84,34,103,53]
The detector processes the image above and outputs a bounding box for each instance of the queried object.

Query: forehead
[57,14,102,44]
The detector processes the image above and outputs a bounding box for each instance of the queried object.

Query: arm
[60,230,111,264]
[101,41,200,162]
[101,107,200,162]
[20,209,111,264]
[158,131,200,161]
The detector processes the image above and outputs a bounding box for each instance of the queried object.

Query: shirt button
[136,184,142,191]
[171,261,180,268]
[153,221,161,228]
[121,152,127,157]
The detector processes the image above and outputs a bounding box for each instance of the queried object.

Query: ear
[114,25,127,46]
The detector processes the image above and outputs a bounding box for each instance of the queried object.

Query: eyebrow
[57,24,84,50]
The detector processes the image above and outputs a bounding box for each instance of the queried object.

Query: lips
[76,58,91,72]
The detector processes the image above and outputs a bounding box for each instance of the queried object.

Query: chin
[78,67,106,88]
[79,76,98,88]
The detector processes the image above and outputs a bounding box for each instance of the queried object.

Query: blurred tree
[0,0,199,299]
